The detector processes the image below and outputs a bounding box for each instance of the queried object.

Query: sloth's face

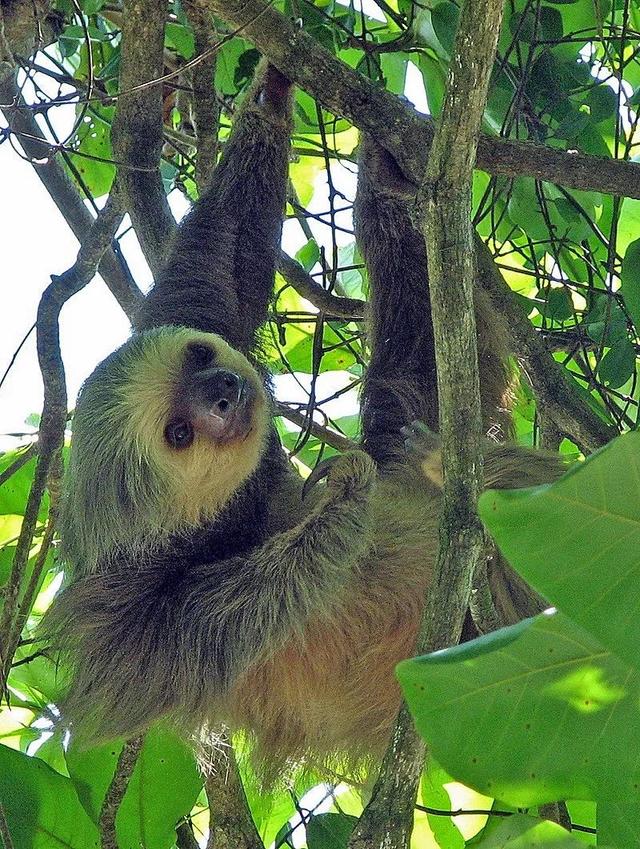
[64,328,272,567]
[117,328,270,525]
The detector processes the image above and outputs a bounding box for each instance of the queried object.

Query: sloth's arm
[355,138,514,465]
[50,451,375,740]
[136,63,293,352]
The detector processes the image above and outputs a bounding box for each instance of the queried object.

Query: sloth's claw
[302,457,335,500]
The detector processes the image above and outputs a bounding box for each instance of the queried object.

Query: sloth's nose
[195,368,243,415]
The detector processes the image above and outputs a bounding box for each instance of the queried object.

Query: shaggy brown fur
[47,61,566,773]
[136,62,293,353]
[354,137,514,464]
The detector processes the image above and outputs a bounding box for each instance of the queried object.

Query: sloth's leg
[354,138,438,467]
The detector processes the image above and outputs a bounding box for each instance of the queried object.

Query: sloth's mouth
[195,380,256,445]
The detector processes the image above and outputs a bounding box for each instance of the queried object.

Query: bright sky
[0,56,428,451]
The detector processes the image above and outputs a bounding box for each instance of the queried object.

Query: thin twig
[0,74,142,320]
[276,402,357,451]
[278,252,365,319]
[0,444,37,488]
[0,803,15,849]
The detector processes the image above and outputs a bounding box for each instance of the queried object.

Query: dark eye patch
[164,419,194,450]
[186,343,215,370]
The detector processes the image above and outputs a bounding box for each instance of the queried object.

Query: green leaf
[583,294,627,345]
[397,611,640,848]
[66,726,202,849]
[479,433,640,671]
[165,22,195,59]
[69,116,115,198]
[597,338,636,389]
[286,325,357,373]
[83,0,105,13]
[431,2,460,56]
[415,54,446,117]
[380,52,409,97]
[585,85,618,122]
[420,762,465,848]
[336,242,365,299]
[549,0,610,31]
[214,39,249,95]
[296,239,320,272]
[507,178,548,241]
[472,814,590,847]
[0,448,41,518]
[539,6,564,39]
[620,237,640,332]
[306,812,358,849]
[554,107,590,141]
[0,744,100,848]
[541,287,573,321]
[550,197,592,242]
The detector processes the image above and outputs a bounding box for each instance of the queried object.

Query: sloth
[47,60,565,770]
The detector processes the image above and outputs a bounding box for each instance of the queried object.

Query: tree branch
[275,402,358,452]
[0,71,143,321]
[204,736,263,849]
[475,240,616,452]
[198,0,640,200]
[111,0,176,275]
[0,189,125,689]
[186,6,220,193]
[348,1,505,846]
[277,252,365,319]
[99,736,144,849]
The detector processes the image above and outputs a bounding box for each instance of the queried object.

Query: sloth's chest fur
[224,477,440,769]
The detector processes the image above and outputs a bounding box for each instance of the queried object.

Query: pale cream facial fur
[118,328,270,528]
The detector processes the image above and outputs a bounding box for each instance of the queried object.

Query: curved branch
[277,252,365,319]
[100,737,144,849]
[199,0,640,200]
[0,71,143,320]
[0,190,125,689]
[475,238,615,452]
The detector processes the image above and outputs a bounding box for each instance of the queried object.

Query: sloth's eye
[186,343,214,369]
[164,419,194,450]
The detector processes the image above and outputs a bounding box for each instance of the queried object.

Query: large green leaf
[479,433,640,671]
[0,744,99,849]
[66,726,202,849]
[397,611,640,847]
[471,814,592,847]
[0,448,42,518]
[306,812,358,849]
[620,237,640,333]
